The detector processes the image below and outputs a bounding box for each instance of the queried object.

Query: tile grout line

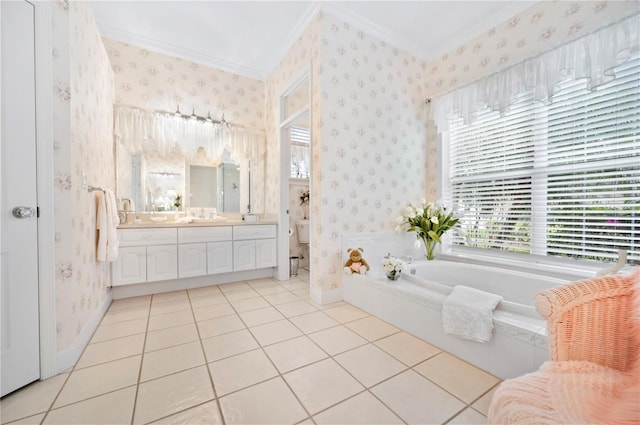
[218,279,316,423]
[187,285,228,425]
[128,295,154,425]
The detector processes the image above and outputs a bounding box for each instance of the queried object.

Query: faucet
[595,250,627,277]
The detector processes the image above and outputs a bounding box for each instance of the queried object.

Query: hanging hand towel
[96,189,119,262]
[442,285,503,343]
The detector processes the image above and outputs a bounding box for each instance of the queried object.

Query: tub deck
[343,270,550,380]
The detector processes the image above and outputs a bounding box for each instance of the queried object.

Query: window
[290,126,310,179]
[445,54,640,264]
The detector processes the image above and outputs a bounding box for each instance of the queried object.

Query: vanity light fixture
[174,105,182,117]
[205,111,213,123]
[190,107,198,120]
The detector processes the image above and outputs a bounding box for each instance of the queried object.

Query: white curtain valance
[432,13,640,130]
[114,106,266,165]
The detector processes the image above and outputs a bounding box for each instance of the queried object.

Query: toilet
[296,220,310,244]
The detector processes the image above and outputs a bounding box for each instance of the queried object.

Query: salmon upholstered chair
[488,269,640,424]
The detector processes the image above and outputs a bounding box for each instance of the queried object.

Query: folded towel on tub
[442,285,503,343]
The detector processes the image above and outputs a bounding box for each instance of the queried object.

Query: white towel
[442,285,503,343]
[96,190,119,262]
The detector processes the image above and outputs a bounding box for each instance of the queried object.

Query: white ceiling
[89,1,536,81]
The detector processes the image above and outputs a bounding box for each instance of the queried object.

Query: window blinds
[447,54,639,263]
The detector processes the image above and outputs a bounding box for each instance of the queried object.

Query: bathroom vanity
[111,222,277,298]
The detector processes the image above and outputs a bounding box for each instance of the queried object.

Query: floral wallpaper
[53,1,115,350]
[422,0,639,199]
[103,39,267,212]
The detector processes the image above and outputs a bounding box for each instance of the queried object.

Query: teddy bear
[343,247,370,275]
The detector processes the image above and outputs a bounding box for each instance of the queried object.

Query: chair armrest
[535,273,637,370]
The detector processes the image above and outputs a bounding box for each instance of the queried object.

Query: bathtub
[342,259,568,379]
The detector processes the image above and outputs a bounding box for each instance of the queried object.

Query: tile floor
[1,270,500,425]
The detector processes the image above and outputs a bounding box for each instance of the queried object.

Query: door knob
[12,206,35,218]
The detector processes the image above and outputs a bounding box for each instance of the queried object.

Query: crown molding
[319,2,429,62]
[96,22,265,81]
[260,1,321,80]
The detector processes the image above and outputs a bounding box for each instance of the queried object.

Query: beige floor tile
[308,325,367,356]
[100,306,148,325]
[253,285,288,296]
[149,400,223,425]
[145,323,199,352]
[43,386,135,424]
[262,291,301,305]
[311,301,346,310]
[279,280,309,291]
[218,378,307,425]
[284,358,364,415]
[219,282,252,293]
[108,296,151,312]
[189,293,228,309]
[414,352,500,403]
[224,289,260,301]
[147,310,194,332]
[152,290,189,305]
[149,300,191,317]
[193,303,235,322]
[4,413,45,424]
[275,300,318,317]
[197,314,245,339]
[53,356,140,408]
[374,332,441,366]
[134,366,214,425]
[289,311,339,334]
[229,296,270,312]
[313,391,403,425]
[371,370,465,424]
[246,277,274,287]
[91,317,147,343]
[208,349,278,396]
[345,316,400,342]
[201,329,259,362]
[249,320,303,346]
[0,373,68,423]
[238,306,285,327]
[290,288,311,300]
[263,336,328,373]
[187,285,223,299]
[322,304,369,323]
[141,341,206,382]
[334,344,406,387]
[76,334,145,369]
[447,407,488,425]
[472,385,500,416]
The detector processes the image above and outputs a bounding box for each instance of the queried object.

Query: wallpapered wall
[422,0,639,200]
[103,39,267,213]
[52,1,115,350]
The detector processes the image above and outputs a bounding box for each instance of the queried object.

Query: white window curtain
[432,14,640,130]
[114,106,265,166]
[290,126,310,179]
[435,14,640,265]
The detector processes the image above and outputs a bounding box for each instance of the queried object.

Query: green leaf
[427,230,441,243]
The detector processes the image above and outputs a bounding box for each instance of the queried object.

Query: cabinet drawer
[233,225,276,240]
[118,228,177,246]
[178,226,232,244]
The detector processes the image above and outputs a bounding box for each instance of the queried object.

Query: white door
[1,0,41,396]
[233,241,256,271]
[111,246,147,286]
[256,239,277,268]
[207,241,233,275]
[178,243,206,278]
[148,245,178,281]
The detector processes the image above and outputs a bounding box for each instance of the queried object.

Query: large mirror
[115,106,263,214]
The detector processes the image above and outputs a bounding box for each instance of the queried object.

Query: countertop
[118,220,277,229]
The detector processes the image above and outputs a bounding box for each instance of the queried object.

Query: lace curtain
[291,145,310,179]
[431,13,640,130]
[114,106,266,165]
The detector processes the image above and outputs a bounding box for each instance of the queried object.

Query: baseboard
[310,286,343,305]
[56,293,112,373]
[111,268,275,299]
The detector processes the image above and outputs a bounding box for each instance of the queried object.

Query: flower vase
[424,238,436,261]
[386,270,401,281]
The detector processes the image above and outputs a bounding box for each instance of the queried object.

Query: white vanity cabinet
[112,224,276,287]
[233,225,277,271]
[178,227,233,276]
[112,228,177,286]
